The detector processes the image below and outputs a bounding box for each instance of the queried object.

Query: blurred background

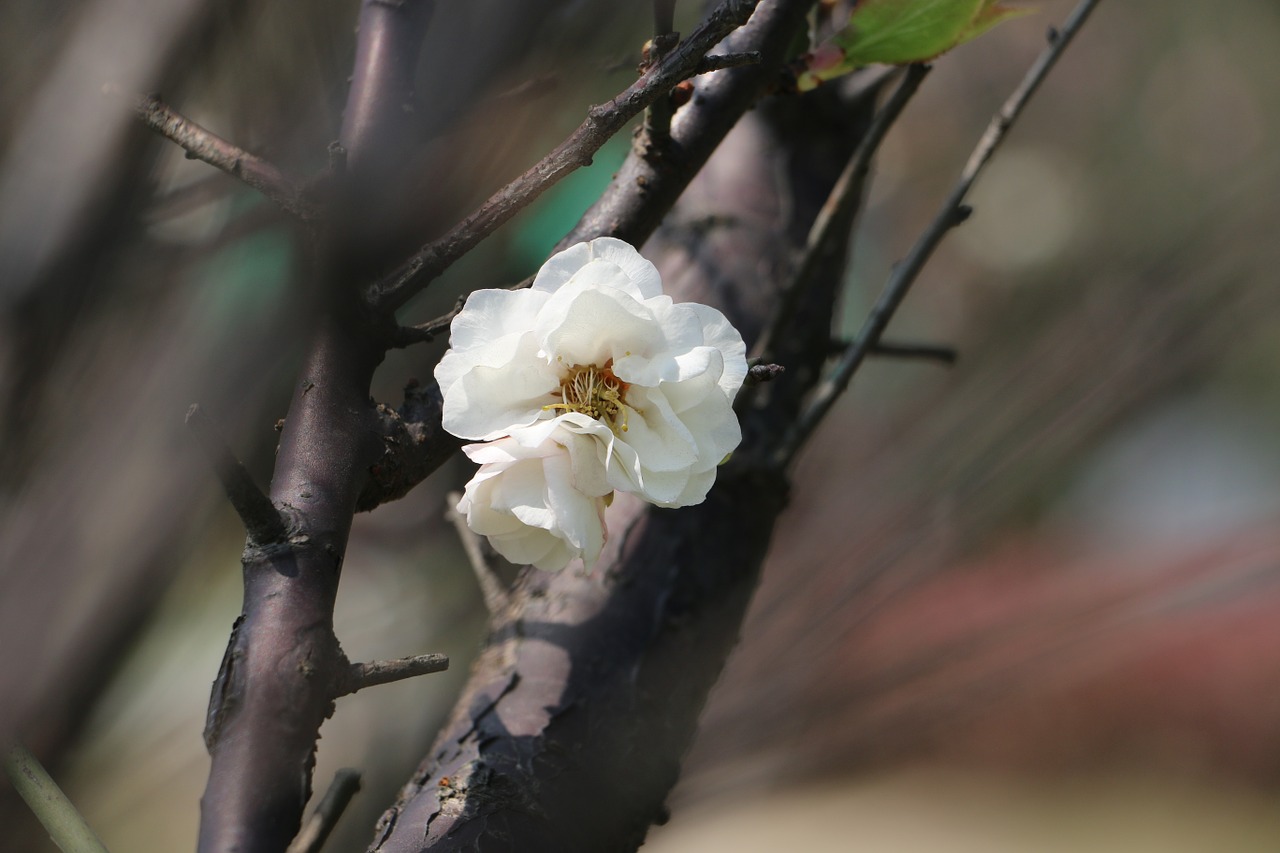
[4,0,1280,850]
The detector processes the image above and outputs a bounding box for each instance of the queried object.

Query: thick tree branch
[134,94,310,220]
[370,0,761,311]
[198,320,386,853]
[778,0,1104,466]
[196,2,436,852]
[370,2,852,849]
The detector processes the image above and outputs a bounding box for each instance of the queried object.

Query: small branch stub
[339,654,450,697]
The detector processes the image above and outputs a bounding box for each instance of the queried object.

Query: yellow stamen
[542,361,632,435]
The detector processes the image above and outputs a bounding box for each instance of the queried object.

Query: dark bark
[368,1,881,847]
[197,2,435,850]
[198,315,387,853]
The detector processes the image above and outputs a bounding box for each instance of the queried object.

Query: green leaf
[796,0,1032,91]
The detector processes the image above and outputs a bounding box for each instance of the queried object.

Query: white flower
[437,237,747,509]
[455,419,612,572]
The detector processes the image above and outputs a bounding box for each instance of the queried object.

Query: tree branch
[369,0,762,312]
[196,2,436,852]
[369,2,854,849]
[356,379,461,512]
[286,769,361,853]
[694,50,763,73]
[753,63,930,363]
[776,0,1104,467]
[134,94,310,220]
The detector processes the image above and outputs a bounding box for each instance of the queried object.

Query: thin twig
[754,64,929,363]
[370,0,761,312]
[653,0,677,35]
[134,95,310,220]
[775,0,1103,467]
[641,32,682,148]
[446,491,512,616]
[867,341,958,364]
[4,744,111,853]
[286,769,362,853]
[339,654,450,697]
[185,404,287,545]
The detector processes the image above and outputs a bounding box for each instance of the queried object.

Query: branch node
[339,654,450,698]
[186,404,288,545]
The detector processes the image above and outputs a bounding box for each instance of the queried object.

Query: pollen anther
[543,362,630,435]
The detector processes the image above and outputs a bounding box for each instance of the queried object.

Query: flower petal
[536,273,664,367]
[456,428,609,572]
[440,334,560,440]
[615,386,698,474]
[685,302,748,399]
[532,237,662,300]
[447,287,549,353]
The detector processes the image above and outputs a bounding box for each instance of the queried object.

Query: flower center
[545,361,630,433]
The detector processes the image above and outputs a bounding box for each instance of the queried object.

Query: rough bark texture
[368,2,878,846]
